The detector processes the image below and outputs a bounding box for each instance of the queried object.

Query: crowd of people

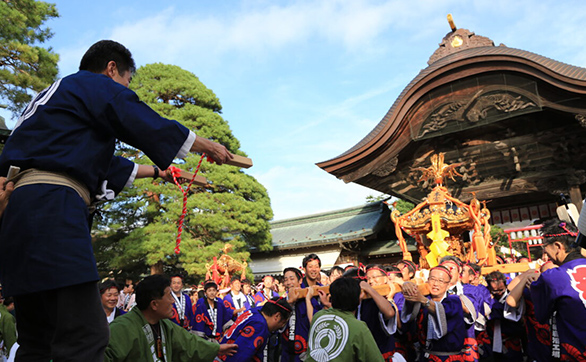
[0,227,585,361]
[6,220,583,362]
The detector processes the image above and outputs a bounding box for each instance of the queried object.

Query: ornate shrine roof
[316,25,586,209]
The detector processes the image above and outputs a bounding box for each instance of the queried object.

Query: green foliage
[93,63,273,281]
[365,194,387,204]
[367,194,415,215]
[0,0,59,115]
[490,225,528,258]
[490,225,508,247]
[394,199,415,214]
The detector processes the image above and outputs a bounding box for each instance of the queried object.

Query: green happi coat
[105,307,220,362]
[306,308,384,362]
[0,304,16,359]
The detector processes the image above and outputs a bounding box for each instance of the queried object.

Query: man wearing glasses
[401,265,472,361]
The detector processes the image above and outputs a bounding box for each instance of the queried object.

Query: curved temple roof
[317,27,586,186]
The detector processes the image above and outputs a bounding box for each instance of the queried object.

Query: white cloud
[251,164,375,220]
[102,0,429,67]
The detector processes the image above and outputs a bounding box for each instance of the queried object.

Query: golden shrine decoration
[205,244,248,290]
[391,153,497,268]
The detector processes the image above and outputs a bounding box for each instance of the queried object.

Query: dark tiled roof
[268,201,390,250]
[360,239,417,256]
[329,46,586,161]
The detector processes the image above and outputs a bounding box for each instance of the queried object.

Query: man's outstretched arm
[190,137,234,165]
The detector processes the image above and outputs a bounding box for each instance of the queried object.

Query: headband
[366,266,387,276]
[401,260,417,271]
[284,268,303,280]
[267,297,292,313]
[356,263,367,279]
[440,260,462,272]
[465,263,479,276]
[304,256,321,267]
[430,266,452,281]
[542,222,578,238]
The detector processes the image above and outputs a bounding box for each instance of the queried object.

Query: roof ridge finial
[447,14,457,32]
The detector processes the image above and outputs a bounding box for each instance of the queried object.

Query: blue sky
[3,0,586,220]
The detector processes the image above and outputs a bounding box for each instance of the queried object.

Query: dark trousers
[14,281,109,362]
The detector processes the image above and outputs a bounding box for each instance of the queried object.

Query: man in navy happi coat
[0,40,233,361]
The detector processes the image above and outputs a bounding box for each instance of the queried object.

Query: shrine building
[317,22,586,231]
[251,21,586,277]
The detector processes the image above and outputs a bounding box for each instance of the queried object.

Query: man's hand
[359,281,375,300]
[161,169,188,184]
[401,282,425,303]
[0,177,14,219]
[218,343,238,356]
[306,286,316,301]
[287,287,300,304]
[191,137,234,165]
[317,289,331,309]
[525,270,540,288]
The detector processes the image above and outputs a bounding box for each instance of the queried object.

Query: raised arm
[506,270,536,308]
[360,281,395,319]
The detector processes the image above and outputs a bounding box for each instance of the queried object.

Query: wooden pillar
[570,185,583,214]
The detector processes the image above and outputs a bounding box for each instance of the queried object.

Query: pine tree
[0,0,59,115]
[93,63,272,281]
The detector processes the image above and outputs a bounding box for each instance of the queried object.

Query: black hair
[261,297,292,320]
[541,218,578,251]
[99,279,120,294]
[330,277,361,312]
[485,271,506,289]
[302,253,321,268]
[341,267,366,280]
[135,275,170,311]
[241,279,251,285]
[386,266,401,274]
[3,296,14,307]
[204,280,218,291]
[283,267,303,281]
[397,260,417,277]
[79,40,136,75]
[230,276,241,283]
[197,290,205,299]
[465,263,481,276]
[329,266,344,276]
